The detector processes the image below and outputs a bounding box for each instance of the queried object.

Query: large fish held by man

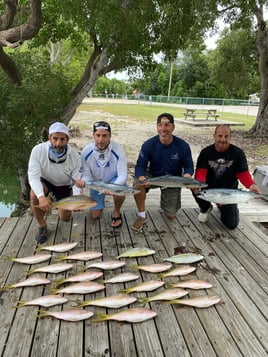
[136,175,207,189]
[197,188,261,205]
[85,180,140,196]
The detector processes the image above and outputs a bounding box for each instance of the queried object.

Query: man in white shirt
[79,121,128,228]
[28,122,83,243]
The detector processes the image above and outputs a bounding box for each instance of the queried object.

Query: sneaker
[132,215,148,232]
[35,226,48,243]
[198,206,213,223]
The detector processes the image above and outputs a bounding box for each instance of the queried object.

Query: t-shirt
[195,144,249,189]
[135,135,194,178]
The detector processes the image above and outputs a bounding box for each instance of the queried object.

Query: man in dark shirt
[192,124,261,229]
[132,112,194,231]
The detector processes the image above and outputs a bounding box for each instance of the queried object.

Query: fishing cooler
[253,165,268,201]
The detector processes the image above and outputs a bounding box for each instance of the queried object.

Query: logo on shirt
[208,159,233,178]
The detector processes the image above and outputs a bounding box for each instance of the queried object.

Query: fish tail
[4,256,15,261]
[49,287,58,294]
[117,288,129,294]
[156,273,163,279]
[0,284,12,291]
[70,299,85,307]
[26,269,35,275]
[37,309,49,318]
[162,299,180,305]
[137,297,148,305]
[53,278,66,286]
[54,256,67,262]
[14,300,27,308]
[155,255,164,263]
[92,313,110,322]
[165,282,174,289]
[129,264,139,270]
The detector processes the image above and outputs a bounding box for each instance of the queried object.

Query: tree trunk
[248,5,268,137]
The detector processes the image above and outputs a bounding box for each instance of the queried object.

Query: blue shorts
[88,177,118,210]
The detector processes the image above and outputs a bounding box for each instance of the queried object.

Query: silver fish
[54,271,104,286]
[2,276,51,290]
[74,294,137,308]
[138,175,207,189]
[99,272,140,284]
[37,242,78,252]
[38,309,94,321]
[51,281,105,295]
[162,253,204,264]
[157,265,196,278]
[116,247,155,259]
[138,288,188,304]
[93,307,157,323]
[5,254,51,265]
[27,263,74,275]
[86,260,126,271]
[171,279,213,290]
[55,250,103,262]
[164,295,221,308]
[130,263,173,273]
[120,280,165,294]
[197,188,260,205]
[16,294,68,308]
[85,180,140,196]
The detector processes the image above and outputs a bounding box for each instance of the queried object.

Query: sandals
[111,214,122,228]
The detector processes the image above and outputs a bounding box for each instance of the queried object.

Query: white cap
[49,122,69,137]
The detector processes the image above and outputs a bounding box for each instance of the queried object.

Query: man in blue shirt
[132,113,194,231]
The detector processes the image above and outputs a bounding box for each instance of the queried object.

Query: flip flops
[111,214,122,228]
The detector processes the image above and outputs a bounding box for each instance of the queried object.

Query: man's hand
[249,184,262,194]
[38,196,51,213]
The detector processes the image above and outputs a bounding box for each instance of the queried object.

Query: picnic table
[183,108,220,121]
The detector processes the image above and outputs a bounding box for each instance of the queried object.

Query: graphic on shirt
[208,159,233,178]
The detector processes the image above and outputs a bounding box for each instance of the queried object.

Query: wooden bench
[184,108,220,121]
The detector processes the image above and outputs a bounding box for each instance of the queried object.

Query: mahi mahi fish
[37,309,94,322]
[116,247,156,259]
[137,175,207,189]
[85,181,140,196]
[93,307,157,323]
[35,195,97,211]
[197,188,260,205]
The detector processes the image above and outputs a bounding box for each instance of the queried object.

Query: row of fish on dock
[2,245,221,323]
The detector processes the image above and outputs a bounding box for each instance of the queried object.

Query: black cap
[157,113,174,124]
[93,121,111,133]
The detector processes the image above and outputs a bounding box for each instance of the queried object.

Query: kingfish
[137,175,207,189]
[73,294,137,308]
[1,276,51,290]
[55,250,103,262]
[85,181,140,196]
[93,307,157,323]
[15,294,68,308]
[162,253,204,264]
[163,295,221,308]
[119,280,165,294]
[38,309,94,322]
[5,254,51,265]
[37,242,78,252]
[138,288,188,304]
[116,247,155,259]
[197,188,260,205]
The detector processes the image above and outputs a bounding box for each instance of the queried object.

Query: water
[0,176,21,217]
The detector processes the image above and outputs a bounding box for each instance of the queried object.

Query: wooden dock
[0,191,267,357]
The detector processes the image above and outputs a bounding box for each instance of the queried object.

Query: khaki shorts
[160,187,181,215]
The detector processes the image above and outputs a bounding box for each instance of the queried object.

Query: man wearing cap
[132,112,194,231]
[28,122,83,243]
[79,121,128,228]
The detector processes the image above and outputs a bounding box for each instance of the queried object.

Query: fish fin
[70,299,84,307]
[117,288,129,294]
[26,269,35,275]
[49,288,58,294]
[1,284,12,291]
[92,313,109,322]
[54,255,67,262]
[165,282,173,289]
[13,300,27,308]
[53,278,66,287]
[37,309,49,318]
[137,297,148,305]
[155,255,164,263]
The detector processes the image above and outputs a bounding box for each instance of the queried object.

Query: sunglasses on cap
[93,121,111,132]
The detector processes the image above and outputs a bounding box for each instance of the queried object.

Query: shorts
[160,187,181,215]
[41,178,72,201]
[89,189,105,210]
[142,171,182,214]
